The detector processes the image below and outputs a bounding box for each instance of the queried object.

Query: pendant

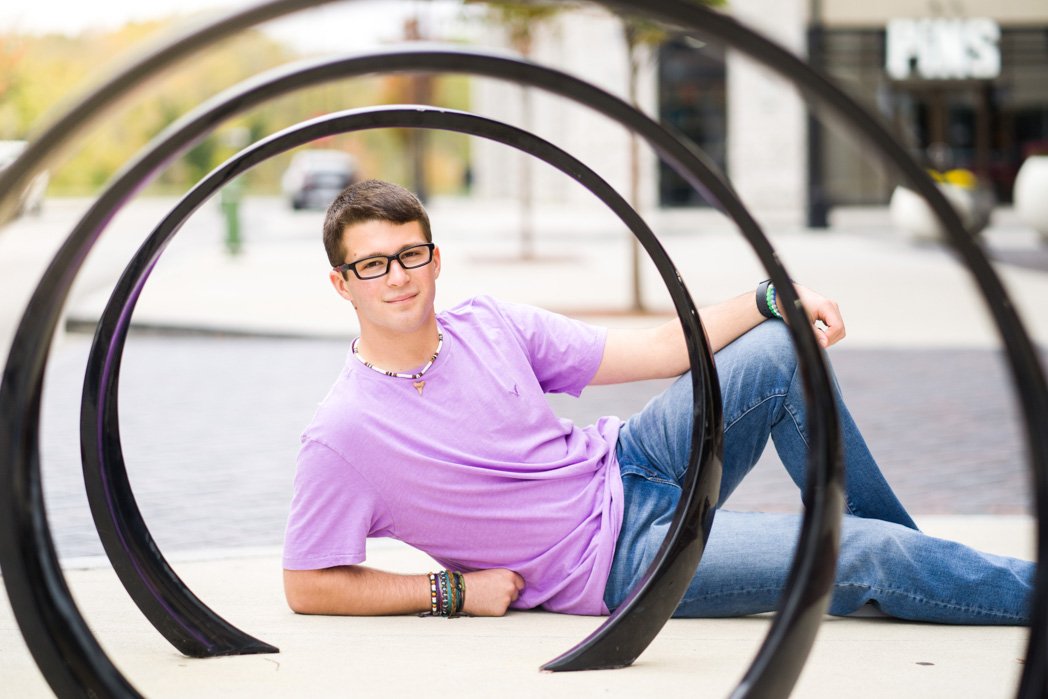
[413,381,425,396]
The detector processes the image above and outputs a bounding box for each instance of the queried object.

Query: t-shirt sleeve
[282,438,391,570]
[489,297,607,397]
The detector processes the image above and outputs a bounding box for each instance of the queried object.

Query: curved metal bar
[0,0,346,227]
[0,1,356,693]
[72,46,838,672]
[0,35,839,694]
[6,0,1031,695]
[608,3,1048,696]
[0,387,144,698]
[0,0,837,687]
[86,101,722,663]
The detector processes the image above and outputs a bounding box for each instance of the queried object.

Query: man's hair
[322,179,432,268]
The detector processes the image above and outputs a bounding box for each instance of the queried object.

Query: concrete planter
[1014,155,1048,244]
[889,182,987,242]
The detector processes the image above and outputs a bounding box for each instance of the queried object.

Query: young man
[283,179,1032,622]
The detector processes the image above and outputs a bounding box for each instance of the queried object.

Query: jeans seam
[780,365,862,516]
[684,582,1025,621]
[679,584,785,610]
[722,390,812,470]
[833,581,1028,621]
[723,392,787,435]
[780,358,810,452]
[686,584,783,599]
[619,466,680,489]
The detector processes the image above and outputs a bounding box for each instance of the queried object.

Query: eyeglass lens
[354,244,432,278]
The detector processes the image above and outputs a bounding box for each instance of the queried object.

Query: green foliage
[0,18,473,196]
[463,0,572,54]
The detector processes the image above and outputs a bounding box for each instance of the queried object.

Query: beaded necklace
[351,332,443,396]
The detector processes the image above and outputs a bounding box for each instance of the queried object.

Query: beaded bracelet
[428,572,439,616]
[439,570,450,616]
[755,279,783,320]
[766,283,783,320]
[427,569,467,618]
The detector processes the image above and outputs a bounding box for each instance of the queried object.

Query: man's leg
[672,510,1032,624]
[715,321,916,527]
[616,319,916,528]
[608,321,1030,623]
[603,480,1032,624]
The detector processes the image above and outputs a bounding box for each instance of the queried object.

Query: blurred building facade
[470,0,1048,226]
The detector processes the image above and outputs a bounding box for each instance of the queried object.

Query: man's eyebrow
[352,242,427,259]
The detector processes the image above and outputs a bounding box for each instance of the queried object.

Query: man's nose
[385,257,410,284]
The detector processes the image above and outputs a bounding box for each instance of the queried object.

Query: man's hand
[783,284,846,349]
[462,568,525,616]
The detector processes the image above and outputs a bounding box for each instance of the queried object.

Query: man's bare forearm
[284,565,526,617]
[589,283,847,387]
[284,565,429,615]
[590,291,762,385]
[698,291,767,353]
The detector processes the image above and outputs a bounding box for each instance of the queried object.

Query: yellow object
[943,169,978,189]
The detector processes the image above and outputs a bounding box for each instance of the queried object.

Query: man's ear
[329,269,355,304]
[432,245,441,280]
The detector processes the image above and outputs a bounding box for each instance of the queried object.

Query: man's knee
[745,319,795,355]
[835,516,914,585]
[719,320,798,387]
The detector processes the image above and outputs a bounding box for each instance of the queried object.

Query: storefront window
[657,37,727,207]
[817,26,1048,205]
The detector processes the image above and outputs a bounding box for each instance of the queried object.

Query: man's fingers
[788,284,847,348]
[812,300,845,348]
[505,573,522,604]
[824,323,846,346]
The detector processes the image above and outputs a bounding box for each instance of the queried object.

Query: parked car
[0,140,49,216]
[281,150,358,210]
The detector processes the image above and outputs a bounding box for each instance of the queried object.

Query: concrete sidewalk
[1,196,1046,697]
[0,516,1035,699]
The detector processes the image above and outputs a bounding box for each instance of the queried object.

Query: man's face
[329,219,440,338]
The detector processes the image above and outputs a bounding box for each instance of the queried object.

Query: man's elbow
[283,568,325,614]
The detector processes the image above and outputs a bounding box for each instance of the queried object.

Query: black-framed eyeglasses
[334,243,435,280]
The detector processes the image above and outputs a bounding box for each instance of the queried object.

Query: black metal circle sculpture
[0,1,1042,698]
[68,44,841,685]
[0,37,841,699]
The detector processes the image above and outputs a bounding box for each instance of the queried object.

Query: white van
[280,149,358,211]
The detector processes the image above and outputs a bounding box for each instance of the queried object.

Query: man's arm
[588,283,845,386]
[284,565,525,616]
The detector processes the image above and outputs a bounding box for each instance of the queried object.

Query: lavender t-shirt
[282,296,624,615]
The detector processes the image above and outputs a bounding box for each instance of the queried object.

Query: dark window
[657,37,727,207]
[817,27,1048,205]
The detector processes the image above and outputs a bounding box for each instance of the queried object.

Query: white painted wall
[471,6,658,210]
[471,3,807,224]
[725,0,810,226]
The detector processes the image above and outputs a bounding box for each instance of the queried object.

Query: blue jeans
[603,321,1033,623]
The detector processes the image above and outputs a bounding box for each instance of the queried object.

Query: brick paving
[38,332,1046,561]
[6,196,1044,562]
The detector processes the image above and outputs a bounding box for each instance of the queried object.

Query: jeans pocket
[604,471,682,611]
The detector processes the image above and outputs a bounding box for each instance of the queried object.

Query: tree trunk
[626,31,645,312]
[519,84,535,259]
